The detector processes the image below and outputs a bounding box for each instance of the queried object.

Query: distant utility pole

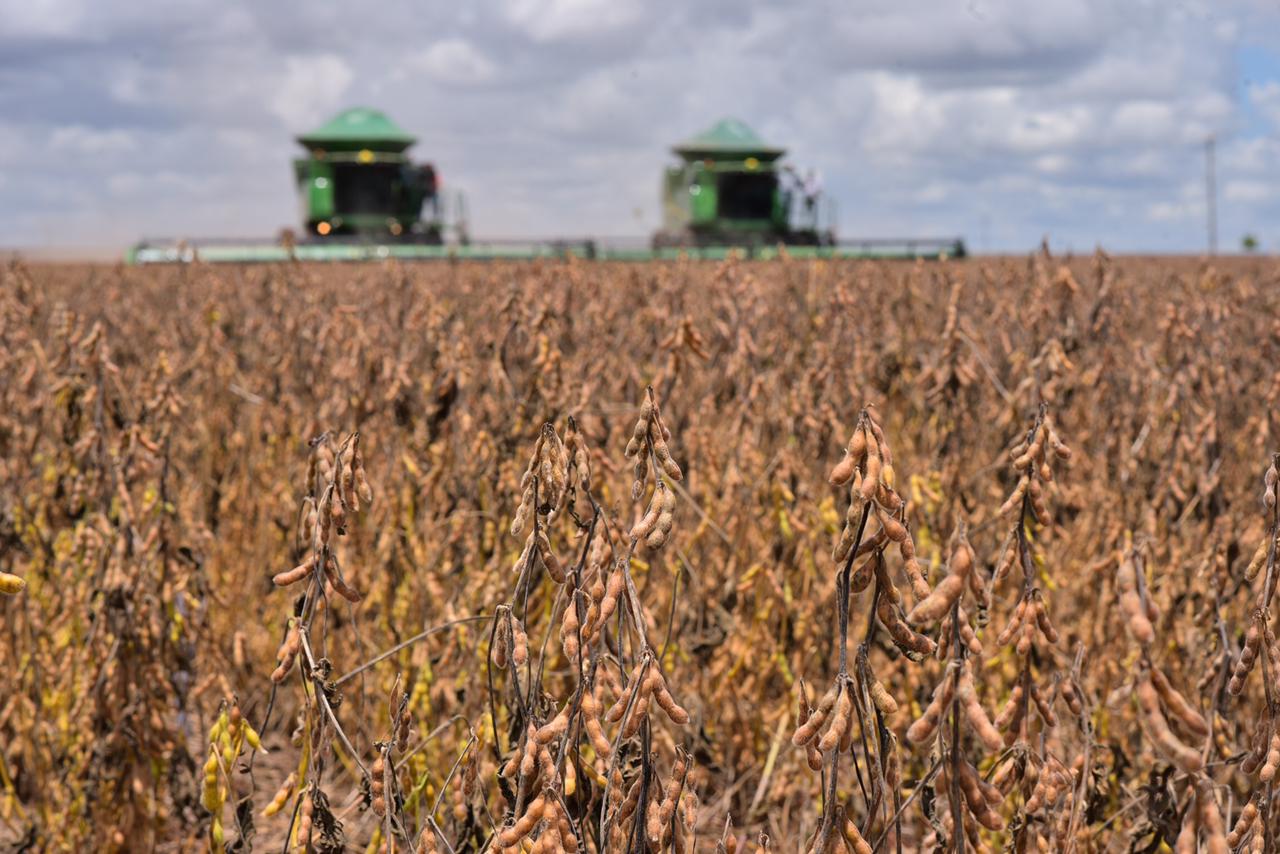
[1205,135,1217,255]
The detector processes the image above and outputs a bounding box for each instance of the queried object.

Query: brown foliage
[2,252,1280,850]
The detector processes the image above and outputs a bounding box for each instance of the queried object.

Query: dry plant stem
[419,735,476,854]
[298,627,369,778]
[1255,466,1280,849]
[852,656,881,817]
[947,599,966,854]
[1261,457,1280,612]
[335,616,490,686]
[992,405,1062,851]
[265,436,379,853]
[395,715,469,773]
[593,482,682,844]
[663,469,734,551]
[628,725,654,853]
[598,654,653,839]
[860,556,912,839]
[871,755,944,852]
[1062,645,1094,853]
[484,613,507,769]
[517,476,545,703]
[379,744,396,851]
[838,505,874,683]
[486,475,547,765]
[1009,473,1039,754]
[544,516,599,850]
[813,501,872,851]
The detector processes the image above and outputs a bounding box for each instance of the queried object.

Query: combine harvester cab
[293,107,444,243]
[653,117,831,250]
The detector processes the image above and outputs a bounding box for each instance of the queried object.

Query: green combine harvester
[293,107,445,242]
[654,118,831,249]
[129,110,964,263]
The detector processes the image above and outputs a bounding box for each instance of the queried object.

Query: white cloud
[268,54,353,129]
[1224,179,1270,203]
[1251,80,1280,129]
[410,38,498,85]
[1034,154,1071,175]
[1146,178,1208,222]
[1110,101,1176,141]
[51,125,136,155]
[1147,200,1201,222]
[0,0,89,39]
[107,170,217,198]
[501,0,644,42]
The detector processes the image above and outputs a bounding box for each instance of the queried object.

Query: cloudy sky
[2,0,1278,253]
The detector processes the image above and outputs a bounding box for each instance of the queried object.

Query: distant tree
[1242,233,1259,252]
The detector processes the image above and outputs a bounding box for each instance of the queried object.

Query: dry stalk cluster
[5,254,1280,850]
